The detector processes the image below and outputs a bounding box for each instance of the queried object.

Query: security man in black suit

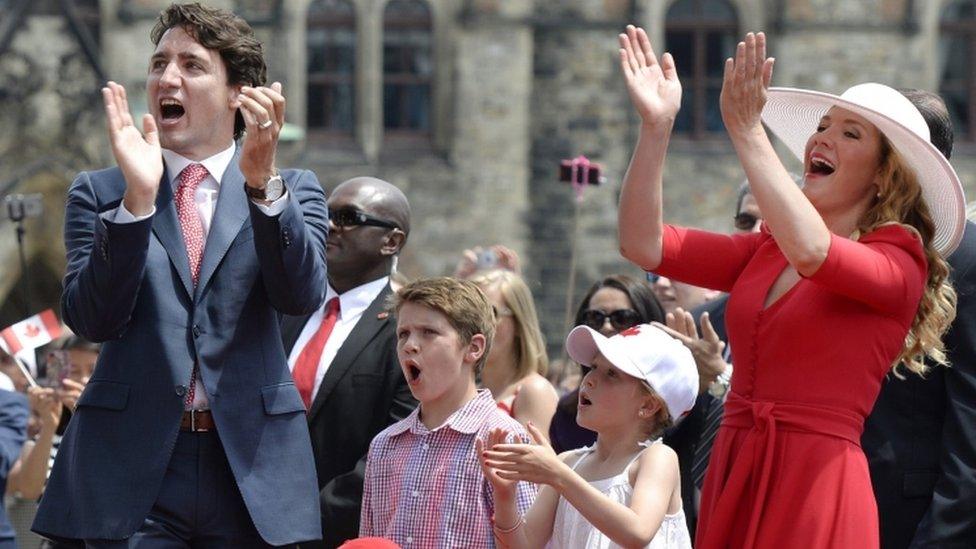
[282,177,416,548]
[863,89,976,549]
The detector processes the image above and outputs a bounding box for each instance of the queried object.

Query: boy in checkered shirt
[359,277,537,547]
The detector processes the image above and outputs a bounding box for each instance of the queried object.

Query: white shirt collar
[325,276,390,319]
[162,142,236,188]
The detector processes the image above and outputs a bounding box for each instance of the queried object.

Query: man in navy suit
[33,4,327,546]
[863,89,976,548]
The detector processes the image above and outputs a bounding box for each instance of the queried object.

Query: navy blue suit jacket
[33,151,328,545]
[864,220,976,548]
[0,390,27,542]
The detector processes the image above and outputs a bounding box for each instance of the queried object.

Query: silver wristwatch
[708,364,733,398]
[245,172,285,201]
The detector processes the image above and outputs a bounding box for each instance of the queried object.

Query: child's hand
[482,422,569,488]
[477,428,518,497]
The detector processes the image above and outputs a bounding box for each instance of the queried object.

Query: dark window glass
[71,0,100,48]
[306,0,356,133]
[940,0,976,140]
[383,0,432,133]
[665,0,739,138]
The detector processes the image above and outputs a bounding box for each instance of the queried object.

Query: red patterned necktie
[292,298,341,409]
[175,163,208,406]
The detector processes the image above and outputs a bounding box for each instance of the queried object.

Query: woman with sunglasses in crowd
[617,27,962,548]
[549,274,666,453]
[471,270,560,434]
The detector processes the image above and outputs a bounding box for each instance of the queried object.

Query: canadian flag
[0,309,62,356]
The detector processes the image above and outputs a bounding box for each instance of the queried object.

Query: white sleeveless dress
[546,441,693,549]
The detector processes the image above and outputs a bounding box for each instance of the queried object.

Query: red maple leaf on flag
[23,323,40,338]
[620,326,642,337]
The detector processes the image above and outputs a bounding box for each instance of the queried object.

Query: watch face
[266,176,284,200]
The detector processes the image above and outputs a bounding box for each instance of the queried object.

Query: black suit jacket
[663,295,729,539]
[863,220,976,549]
[282,284,417,548]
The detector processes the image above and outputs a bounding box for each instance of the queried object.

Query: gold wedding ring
[259,119,273,129]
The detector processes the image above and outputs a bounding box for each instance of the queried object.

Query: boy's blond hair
[390,277,496,374]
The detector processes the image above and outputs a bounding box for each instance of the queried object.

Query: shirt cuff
[252,190,289,216]
[104,202,156,224]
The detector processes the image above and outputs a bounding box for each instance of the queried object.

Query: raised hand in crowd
[719,31,774,138]
[618,24,681,129]
[7,387,62,500]
[103,81,163,217]
[617,25,681,271]
[237,82,285,190]
[454,244,522,279]
[656,308,728,393]
[57,377,89,413]
[28,387,61,435]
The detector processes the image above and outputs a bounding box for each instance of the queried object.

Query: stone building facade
[2,0,976,356]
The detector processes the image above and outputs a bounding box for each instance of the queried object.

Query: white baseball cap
[565,324,698,421]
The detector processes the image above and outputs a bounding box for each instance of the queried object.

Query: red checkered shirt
[360,389,538,547]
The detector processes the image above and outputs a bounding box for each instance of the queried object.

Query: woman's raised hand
[720,32,775,137]
[618,25,682,128]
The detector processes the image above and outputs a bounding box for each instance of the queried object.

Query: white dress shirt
[287,276,390,404]
[103,142,289,409]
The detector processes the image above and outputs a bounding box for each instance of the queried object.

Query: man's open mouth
[160,98,185,121]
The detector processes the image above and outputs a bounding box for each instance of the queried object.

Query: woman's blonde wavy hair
[470,270,549,380]
[856,138,957,377]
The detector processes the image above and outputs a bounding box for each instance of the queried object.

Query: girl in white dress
[479,324,697,548]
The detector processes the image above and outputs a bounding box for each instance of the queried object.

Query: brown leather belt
[180,409,216,432]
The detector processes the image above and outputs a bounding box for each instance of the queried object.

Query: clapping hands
[719,32,775,137]
[103,81,163,216]
[479,423,567,489]
[618,25,682,129]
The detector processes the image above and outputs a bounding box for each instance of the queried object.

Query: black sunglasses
[329,208,400,230]
[733,212,760,231]
[580,309,642,332]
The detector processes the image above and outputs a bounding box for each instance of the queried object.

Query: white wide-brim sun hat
[761,82,966,256]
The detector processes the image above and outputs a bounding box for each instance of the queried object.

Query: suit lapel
[195,149,249,300]
[151,171,195,298]
[308,285,394,421]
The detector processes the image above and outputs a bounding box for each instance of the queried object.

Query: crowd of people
[0,2,972,548]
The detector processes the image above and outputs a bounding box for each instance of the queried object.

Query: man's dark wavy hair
[150,3,267,140]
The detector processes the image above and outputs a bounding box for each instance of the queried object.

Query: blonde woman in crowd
[471,270,559,435]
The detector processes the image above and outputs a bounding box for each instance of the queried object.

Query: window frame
[664,0,740,140]
[305,0,358,144]
[939,0,976,142]
[381,0,434,147]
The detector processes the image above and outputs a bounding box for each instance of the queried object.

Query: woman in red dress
[615,27,964,548]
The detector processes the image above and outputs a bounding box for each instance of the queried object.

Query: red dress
[655,224,927,549]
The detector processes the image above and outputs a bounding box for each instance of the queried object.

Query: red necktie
[175,163,208,406]
[293,298,341,409]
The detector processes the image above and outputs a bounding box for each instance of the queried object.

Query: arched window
[382,0,432,136]
[940,0,976,141]
[306,0,356,133]
[665,0,739,138]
